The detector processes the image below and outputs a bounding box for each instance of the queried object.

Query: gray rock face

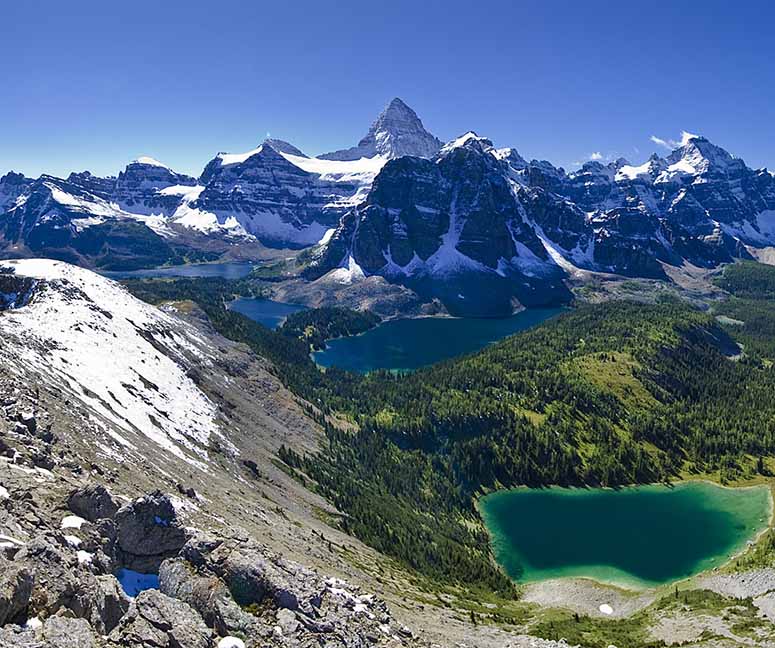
[113,159,196,216]
[196,144,352,247]
[14,535,97,619]
[309,133,571,316]
[42,616,98,648]
[0,172,32,212]
[114,492,188,572]
[68,484,118,523]
[0,559,33,625]
[320,97,442,161]
[107,589,214,648]
[90,575,132,634]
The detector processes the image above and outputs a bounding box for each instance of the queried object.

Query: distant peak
[679,131,701,146]
[439,132,493,155]
[382,97,412,115]
[132,156,169,169]
[319,97,441,161]
[262,138,307,158]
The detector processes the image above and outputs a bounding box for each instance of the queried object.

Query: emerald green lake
[313,307,564,373]
[479,482,771,588]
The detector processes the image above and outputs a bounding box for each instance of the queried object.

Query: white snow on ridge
[326,255,366,284]
[133,156,170,169]
[0,260,220,465]
[616,161,651,182]
[280,152,386,183]
[158,184,205,200]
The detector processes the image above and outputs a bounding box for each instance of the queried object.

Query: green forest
[125,262,775,594]
[278,307,381,350]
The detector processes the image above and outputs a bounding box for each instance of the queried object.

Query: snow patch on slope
[0,260,221,466]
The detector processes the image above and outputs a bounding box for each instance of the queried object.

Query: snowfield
[0,259,221,465]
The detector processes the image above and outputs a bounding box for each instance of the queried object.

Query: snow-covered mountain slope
[190,142,386,246]
[0,259,222,465]
[319,97,442,161]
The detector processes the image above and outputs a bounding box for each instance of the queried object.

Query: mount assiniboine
[2,98,775,312]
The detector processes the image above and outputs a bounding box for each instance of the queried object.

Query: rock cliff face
[308,129,775,309]
[319,98,442,161]
[308,133,570,315]
[195,143,362,247]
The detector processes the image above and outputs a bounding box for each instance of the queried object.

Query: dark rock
[0,558,33,625]
[89,575,131,634]
[68,484,119,522]
[114,491,188,572]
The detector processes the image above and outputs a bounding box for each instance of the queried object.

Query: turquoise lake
[479,482,772,588]
[313,307,564,373]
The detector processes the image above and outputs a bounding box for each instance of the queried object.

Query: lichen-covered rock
[159,558,258,637]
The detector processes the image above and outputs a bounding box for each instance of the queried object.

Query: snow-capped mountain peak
[319,97,442,161]
[439,131,493,155]
[263,138,308,158]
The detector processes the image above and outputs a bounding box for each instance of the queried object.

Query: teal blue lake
[479,482,771,588]
[313,307,564,373]
[228,297,305,329]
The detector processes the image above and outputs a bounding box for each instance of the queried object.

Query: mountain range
[3,98,775,311]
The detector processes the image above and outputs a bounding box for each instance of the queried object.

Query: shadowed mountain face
[307,129,775,312]
[307,134,572,315]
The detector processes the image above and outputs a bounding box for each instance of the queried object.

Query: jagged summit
[263,138,307,158]
[319,97,442,161]
[438,131,493,155]
[665,134,742,177]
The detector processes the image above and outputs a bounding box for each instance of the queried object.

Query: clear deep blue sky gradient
[2,0,773,179]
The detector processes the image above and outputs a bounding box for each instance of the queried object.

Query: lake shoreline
[477,480,774,600]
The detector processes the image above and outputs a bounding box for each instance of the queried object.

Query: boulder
[159,558,257,636]
[68,484,118,522]
[114,492,188,572]
[107,589,213,648]
[42,616,98,648]
[89,575,131,634]
[13,534,97,619]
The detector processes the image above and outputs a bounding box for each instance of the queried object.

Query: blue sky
[2,0,773,178]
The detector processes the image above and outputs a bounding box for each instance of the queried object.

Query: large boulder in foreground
[68,483,119,522]
[107,589,214,648]
[114,492,188,572]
